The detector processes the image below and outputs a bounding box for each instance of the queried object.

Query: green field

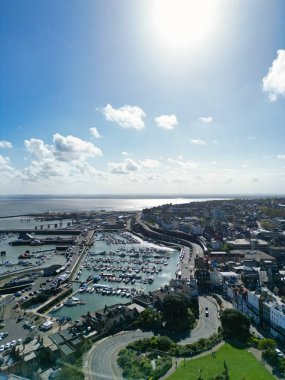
[167,343,275,380]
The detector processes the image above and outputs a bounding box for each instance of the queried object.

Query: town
[0,197,285,379]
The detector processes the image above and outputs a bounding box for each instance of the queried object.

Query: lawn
[167,343,275,380]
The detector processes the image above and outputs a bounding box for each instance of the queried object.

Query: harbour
[50,231,180,320]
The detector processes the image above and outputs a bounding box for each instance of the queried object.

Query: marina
[52,231,180,320]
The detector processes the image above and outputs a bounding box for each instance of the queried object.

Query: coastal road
[85,296,220,380]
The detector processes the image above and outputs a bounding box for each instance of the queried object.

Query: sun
[150,0,221,52]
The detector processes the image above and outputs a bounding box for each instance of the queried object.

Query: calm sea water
[0,195,229,217]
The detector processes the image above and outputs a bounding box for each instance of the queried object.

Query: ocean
[0,195,229,217]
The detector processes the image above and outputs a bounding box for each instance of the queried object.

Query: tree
[138,309,162,329]
[220,309,250,341]
[258,338,276,351]
[162,293,192,331]
[149,336,173,351]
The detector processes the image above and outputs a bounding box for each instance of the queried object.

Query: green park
[167,343,275,380]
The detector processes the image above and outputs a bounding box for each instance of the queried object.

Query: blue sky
[0,0,285,195]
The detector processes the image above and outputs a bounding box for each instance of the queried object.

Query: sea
[0,194,230,218]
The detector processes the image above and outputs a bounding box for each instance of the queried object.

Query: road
[86,296,220,380]
[178,243,204,280]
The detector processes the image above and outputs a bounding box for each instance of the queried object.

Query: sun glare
[151,0,221,51]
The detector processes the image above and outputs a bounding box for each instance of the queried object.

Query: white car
[0,345,4,352]
[11,340,17,346]
[17,339,23,345]
[5,342,10,349]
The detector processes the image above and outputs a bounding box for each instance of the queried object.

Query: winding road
[85,295,220,380]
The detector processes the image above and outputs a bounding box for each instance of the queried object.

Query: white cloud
[199,116,213,123]
[102,104,146,130]
[122,151,132,156]
[25,134,102,162]
[0,154,20,179]
[263,49,285,101]
[108,158,141,175]
[155,114,178,130]
[0,140,13,149]
[108,157,161,174]
[90,127,101,138]
[23,134,102,181]
[53,133,102,161]
[168,158,198,169]
[277,154,285,159]
[190,138,206,145]
[0,155,10,166]
[139,159,161,169]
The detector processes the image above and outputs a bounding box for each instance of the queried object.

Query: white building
[210,270,239,287]
[269,301,285,338]
[247,290,260,324]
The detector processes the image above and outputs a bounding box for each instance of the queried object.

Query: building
[210,270,239,289]
[225,238,269,253]
[247,290,260,324]
[169,277,198,299]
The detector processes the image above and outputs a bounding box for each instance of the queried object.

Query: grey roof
[49,333,64,345]
[59,343,75,356]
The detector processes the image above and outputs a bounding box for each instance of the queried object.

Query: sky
[0,0,285,196]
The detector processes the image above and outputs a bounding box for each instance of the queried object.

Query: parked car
[275,348,283,357]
